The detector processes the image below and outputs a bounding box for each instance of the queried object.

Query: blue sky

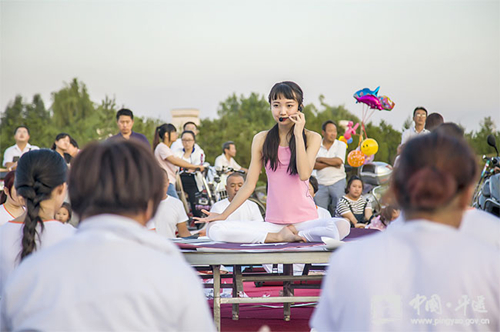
[1,0,498,132]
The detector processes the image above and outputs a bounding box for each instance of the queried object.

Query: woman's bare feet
[265,226,303,243]
[286,225,307,242]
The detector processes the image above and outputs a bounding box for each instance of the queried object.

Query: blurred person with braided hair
[0,150,75,295]
[0,140,214,331]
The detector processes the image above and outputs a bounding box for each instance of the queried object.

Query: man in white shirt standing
[209,172,262,222]
[2,126,39,171]
[400,106,430,145]
[214,141,248,172]
[313,121,347,215]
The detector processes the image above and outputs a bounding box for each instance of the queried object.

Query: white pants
[206,218,350,244]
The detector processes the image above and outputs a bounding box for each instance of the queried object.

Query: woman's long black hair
[153,123,177,151]
[262,81,307,175]
[15,149,67,260]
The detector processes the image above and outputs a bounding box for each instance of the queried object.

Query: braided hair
[15,149,67,260]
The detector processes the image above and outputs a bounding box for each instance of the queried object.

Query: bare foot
[276,226,303,242]
[287,224,299,235]
[286,225,307,242]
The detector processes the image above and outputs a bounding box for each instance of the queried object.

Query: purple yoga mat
[175,228,379,250]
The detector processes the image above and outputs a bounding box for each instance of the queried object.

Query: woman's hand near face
[289,112,306,135]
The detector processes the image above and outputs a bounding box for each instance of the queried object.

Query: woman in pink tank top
[196,81,350,243]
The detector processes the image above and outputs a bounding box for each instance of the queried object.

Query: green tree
[0,94,53,158]
[198,92,274,168]
[51,78,100,145]
[466,116,499,156]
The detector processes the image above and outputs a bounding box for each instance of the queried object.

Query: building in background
[171,109,200,131]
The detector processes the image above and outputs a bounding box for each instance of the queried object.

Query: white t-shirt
[210,198,263,222]
[315,140,347,186]
[0,206,15,227]
[175,147,205,166]
[401,125,430,145]
[154,142,177,185]
[2,143,39,167]
[0,214,215,331]
[317,206,332,219]
[390,209,500,250]
[311,220,499,331]
[214,154,242,171]
[460,208,500,250]
[0,220,75,295]
[147,196,189,238]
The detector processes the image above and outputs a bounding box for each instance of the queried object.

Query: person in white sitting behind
[311,133,499,331]
[146,169,192,238]
[209,172,263,222]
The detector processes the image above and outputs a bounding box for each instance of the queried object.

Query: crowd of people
[0,80,498,331]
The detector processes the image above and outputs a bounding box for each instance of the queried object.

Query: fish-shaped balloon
[353,86,380,100]
[356,94,384,110]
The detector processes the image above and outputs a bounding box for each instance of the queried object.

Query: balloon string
[365,109,376,125]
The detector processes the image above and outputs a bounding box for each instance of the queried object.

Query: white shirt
[0,206,15,227]
[170,138,201,154]
[147,196,189,238]
[175,147,205,166]
[311,220,499,331]
[390,210,500,250]
[315,140,346,186]
[401,124,430,145]
[2,143,39,167]
[0,214,215,331]
[460,208,500,250]
[214,154,242,171]
[210,198,263,222]
[317,206,332,219]
[0,220,75,295]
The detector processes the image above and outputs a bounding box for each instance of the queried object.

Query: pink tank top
[265,146,318,224]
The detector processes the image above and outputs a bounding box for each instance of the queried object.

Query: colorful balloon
[347,150,365,167]
[339,136,347,145]
[378,95,395,111]
[347,137,353,144]
[353,86,380,99]
[361,138,379,156]
[344,121,359,140]
[356,94,384,110]
[363,154,375,165]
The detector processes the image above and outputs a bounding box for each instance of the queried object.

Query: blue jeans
[167,183,179,199]
[314,178,346,216]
